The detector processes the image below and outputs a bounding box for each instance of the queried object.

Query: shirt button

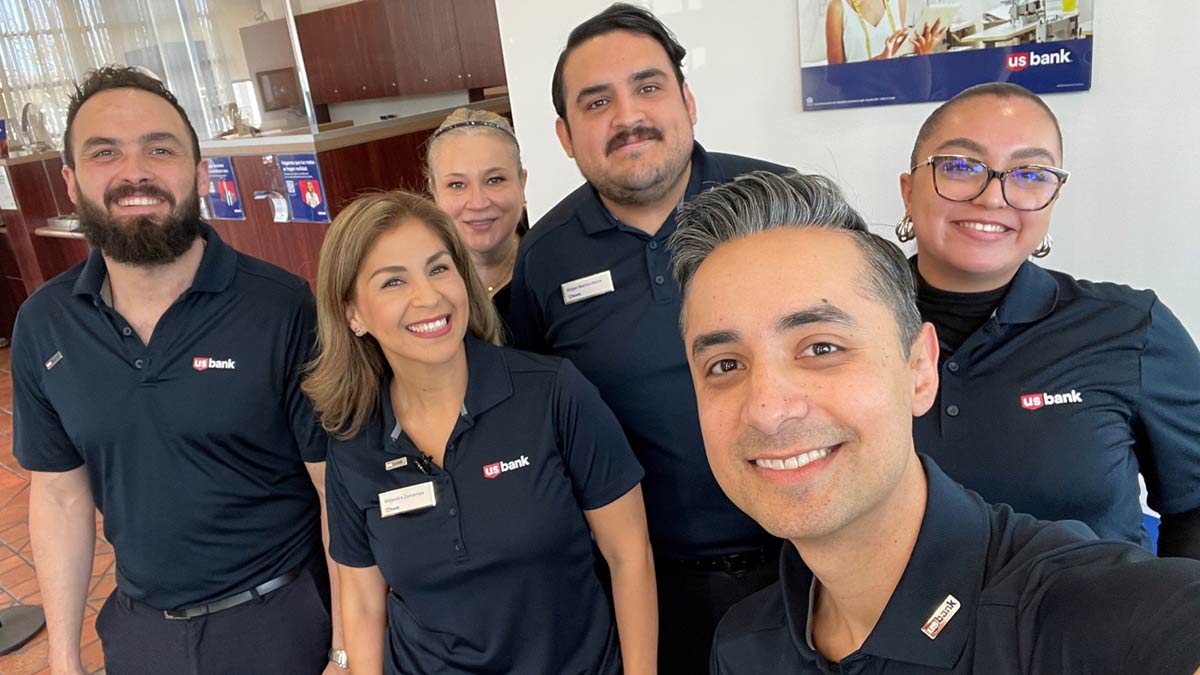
[454,543,462,552]
[134,358,145,369]
[649,241,658,250]
[122,327,132,337]
[449,508,457,517]
[947,361,959,373]
[654,275,665,285]
[946,404,959,417]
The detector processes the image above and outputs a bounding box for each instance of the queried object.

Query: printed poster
[797,0,1094,110]
[205,157,244,220]
[278,153,329,223]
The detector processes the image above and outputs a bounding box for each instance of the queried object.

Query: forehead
[429,132,518,172]
[920,95,1061,161]
[72,88,188,140]
[363,219,444,264]
[685,228,885,334]
[561,29,677,93]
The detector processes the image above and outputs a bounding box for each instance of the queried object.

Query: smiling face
[555,30,697,208]
[900,95,1063,292]
[683,228,938,542]
[346,219,470,373]
[62,87,208,264]
[428,131,527,260]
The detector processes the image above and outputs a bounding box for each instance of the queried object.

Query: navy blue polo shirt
[508,142,789,559]
[325,337,643,675]
[12,225,325,610]
[712,455,1200,674]
[914,259,1200,548]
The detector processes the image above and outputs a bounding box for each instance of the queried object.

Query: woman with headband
[304,191,656,674]
[898,82,1200,558]
[426,108,527,324]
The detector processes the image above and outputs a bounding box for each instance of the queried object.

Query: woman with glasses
[897,82,1200,558]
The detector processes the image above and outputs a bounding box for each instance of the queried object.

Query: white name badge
[379,481,436,518]
[561,270,614,305]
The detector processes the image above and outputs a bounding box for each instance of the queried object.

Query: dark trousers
[96,566,331,675]
[655,552,780,675]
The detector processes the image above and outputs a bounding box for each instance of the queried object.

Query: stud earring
[895,214,915,243]
[352,326,365,337]
[1031,233,1053,258]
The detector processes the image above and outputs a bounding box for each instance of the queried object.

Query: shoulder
[1045,267,1156,316]
[522,183,595,257]
[19,263,86,315]
[703,151,793,184]
[231,252,314,307]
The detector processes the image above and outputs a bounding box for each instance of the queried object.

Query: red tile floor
[0,348,108,675]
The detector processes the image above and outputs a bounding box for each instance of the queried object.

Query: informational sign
[278,153,329,223]
[0,119,9,158]
[797,0,1094,110]
[205,156,244,220]
[0,166,16,210]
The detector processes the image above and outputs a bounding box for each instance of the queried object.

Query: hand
[912,18,948,54]
[877,28,912,59]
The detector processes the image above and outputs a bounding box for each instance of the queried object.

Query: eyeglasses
[910,155,1070,212]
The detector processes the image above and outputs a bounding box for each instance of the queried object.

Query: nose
[465,183,488,210]
[113,151,155,185]
[610,92,646,129]
[409,273,441,308]
[972,171,1008,209]
[740,360,810,436]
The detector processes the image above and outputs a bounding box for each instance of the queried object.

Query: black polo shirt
[508,142,789,559]
[12,225,325,610]
[712,455,1200,674]
[326,337,643,675]
[914,259,1200,548]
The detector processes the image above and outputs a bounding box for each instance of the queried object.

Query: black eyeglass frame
[910,154,1070,212]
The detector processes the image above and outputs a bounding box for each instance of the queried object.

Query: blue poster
[279,153,329,223]
[205,156,244,220]
[797,1,1094,111]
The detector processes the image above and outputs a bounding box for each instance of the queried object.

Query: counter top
[34,227,85,240]
[0,151,61,167]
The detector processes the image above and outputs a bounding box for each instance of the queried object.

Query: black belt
[657,544,779,574]
[163,569,300,620]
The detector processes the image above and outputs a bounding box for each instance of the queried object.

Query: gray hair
[670,171,922,356]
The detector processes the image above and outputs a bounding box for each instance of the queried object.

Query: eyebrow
[79,131,185,153]
[368,250,449,280]
[574,67,669,105]
[441,166,509,178]
[690,305,857,358]
[935,137,1058,164]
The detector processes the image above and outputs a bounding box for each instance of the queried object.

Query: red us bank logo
[482,455,530,479]
[1006,48,1073,72]
[192,356,237,371]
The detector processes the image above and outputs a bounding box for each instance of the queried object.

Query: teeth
[118,197,162,207]
[754,447,833,471]
[959,221,1008,233]
[407,317,448,334]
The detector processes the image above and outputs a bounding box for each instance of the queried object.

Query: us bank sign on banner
[797,0,1094,110]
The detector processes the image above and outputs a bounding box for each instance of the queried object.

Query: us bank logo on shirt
[1020,389,1083,411]
[482,455,531,479]
[192,356,237,371]
[921,595,961,639]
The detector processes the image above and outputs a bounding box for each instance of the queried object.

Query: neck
[387,342,469,418]
[473,234,518,294]
[599,161,693,237]
[796,453,928,661]
[104,236,206,306]
[916,256,1019,294]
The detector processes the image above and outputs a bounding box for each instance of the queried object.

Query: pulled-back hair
[424,107,527,235]
[670,171,922,356]
[63,65,200,169]
[551,3,687,122]
[303,191,501,439]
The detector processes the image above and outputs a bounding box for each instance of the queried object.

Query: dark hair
[63,65,201,169]
[670,171,922,357]
[551,2,687,123]
[910,82,1063,167]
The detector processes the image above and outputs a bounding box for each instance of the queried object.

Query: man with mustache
[668,170,1200,674]
[507,4,789,672]
[12,66,343,674]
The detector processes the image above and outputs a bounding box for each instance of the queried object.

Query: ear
[682,82,698,125]
[195,158,209,197]
[519,168,529,189]
[908,322,940,417]
[345,301,364,336]
[555,117,575,159]
[899,170,913,216]
[62,164,79,207]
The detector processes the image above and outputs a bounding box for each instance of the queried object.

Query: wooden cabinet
[295,0,505,105]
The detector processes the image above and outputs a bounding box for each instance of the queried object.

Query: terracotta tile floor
[0,348,108,675]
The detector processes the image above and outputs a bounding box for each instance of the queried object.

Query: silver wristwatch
[329,648,348,669]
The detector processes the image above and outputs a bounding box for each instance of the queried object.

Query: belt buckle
[163,609,189,620]
[163,605,204,620]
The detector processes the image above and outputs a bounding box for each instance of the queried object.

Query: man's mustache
[606,126,664,156]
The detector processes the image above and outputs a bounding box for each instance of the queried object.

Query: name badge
[379,481,436,518]
[384,457,408,471]
[561,270,614,305]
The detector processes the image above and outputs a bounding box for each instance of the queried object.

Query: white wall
[495,0,1200,336]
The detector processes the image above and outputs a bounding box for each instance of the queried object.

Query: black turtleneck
[915,274,1011,356]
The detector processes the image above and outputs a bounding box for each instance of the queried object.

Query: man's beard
[586,124,693,208]
[76,183,205,266]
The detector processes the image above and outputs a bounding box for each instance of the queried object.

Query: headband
[431,119,518,144]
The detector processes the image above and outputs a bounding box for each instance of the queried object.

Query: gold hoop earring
[895,214,915,243]
[1032,233,1053,258]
